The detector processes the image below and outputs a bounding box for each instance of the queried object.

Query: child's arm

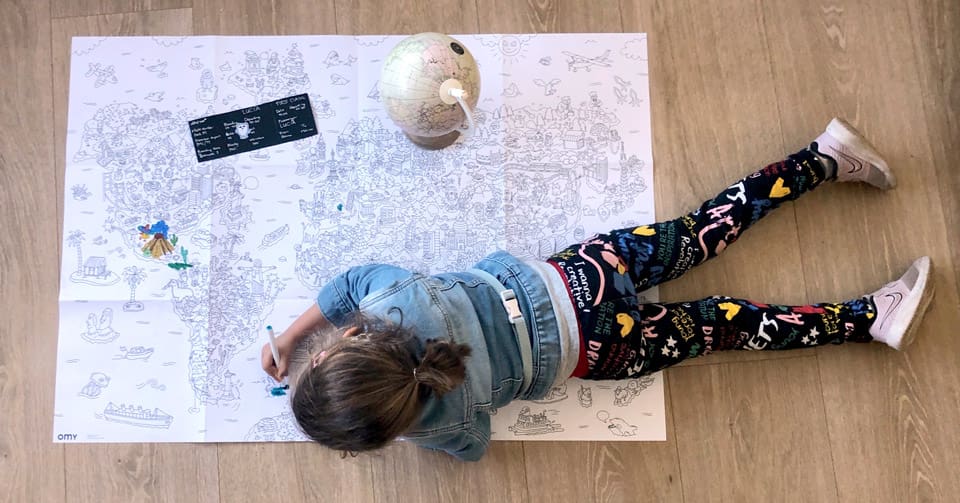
[285,303,331,342]
[262,264,411,381]
[261,303,331,381]
[315,264,411,326]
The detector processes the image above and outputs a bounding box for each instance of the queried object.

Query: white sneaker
[869,256,935,350]
[813,118,896,190]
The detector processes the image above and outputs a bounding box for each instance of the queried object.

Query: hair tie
[412,367,421,382]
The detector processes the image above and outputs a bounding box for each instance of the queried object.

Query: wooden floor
[2,0,957,501]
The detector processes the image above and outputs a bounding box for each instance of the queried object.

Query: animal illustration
[502,82,521,97]
[78,372,111,398]
[613,376,656,406]
[607,417,638,436]
[613,76,641,106]
[323,50,357,67]
[596,409,640,437]
[577,385,593,407]
[533,78,561,96]
[84,63,117,87]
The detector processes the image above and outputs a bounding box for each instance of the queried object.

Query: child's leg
[586,118,896,291]
[598,148,829,290]
[546,119,894,305]
[572,253,933,379]
[577,295,876,379]
[545,147,828,311]
[546,148,828,305]
[639,297,875,375]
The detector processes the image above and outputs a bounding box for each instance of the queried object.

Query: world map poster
[54,34,662,443]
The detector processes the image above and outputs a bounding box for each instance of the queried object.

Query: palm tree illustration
[66,230,86,274]
[122,266,147,303]
[220,232,245,257]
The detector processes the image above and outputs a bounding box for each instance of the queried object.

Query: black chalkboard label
[188,93,318,162]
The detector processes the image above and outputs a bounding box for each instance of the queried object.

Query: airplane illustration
[562,50,612,72]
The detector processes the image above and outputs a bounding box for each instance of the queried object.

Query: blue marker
[266,325,280,366]
[266,325,288,396]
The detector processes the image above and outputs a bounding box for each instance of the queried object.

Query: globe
[380,33,481,150]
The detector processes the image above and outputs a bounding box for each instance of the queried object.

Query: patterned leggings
[547,148,877,380]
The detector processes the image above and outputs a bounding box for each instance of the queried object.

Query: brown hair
[290,313,472,453]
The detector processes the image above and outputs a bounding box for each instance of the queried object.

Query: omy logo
[56,433,79,441]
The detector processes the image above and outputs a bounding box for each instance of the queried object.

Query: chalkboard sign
[188,93,318,162]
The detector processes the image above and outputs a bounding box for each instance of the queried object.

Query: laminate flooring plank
[669,357,839,502]
[905,0,960,294]
[193,0,337,35]
[519,383,683,502]
[335,0,480,35]
[52,9,220,503]
[620,0,810,370]
[476,0,622,33]
[330,3,532,501]
[479,4,682,501]
[0,1,66,502]
[366,442,529,503]
[52,0,192,19]
[759,0,960,500]
[190,2,375,502]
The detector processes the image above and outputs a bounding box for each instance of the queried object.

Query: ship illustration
[103,402,173,429]
[117,346,154,361]
[507,406,564,436]
[259,224,290,249]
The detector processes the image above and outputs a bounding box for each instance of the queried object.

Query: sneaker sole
[888,256,935,350]
[825,118,897,189]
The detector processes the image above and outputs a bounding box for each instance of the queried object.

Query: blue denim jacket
[316,251,562,461]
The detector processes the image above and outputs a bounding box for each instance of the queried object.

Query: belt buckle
[500,289,523,322]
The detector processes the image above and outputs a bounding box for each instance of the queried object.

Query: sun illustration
[474,35,535,64]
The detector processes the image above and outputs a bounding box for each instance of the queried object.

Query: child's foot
[868,256,935,350]
[811,118,896,189]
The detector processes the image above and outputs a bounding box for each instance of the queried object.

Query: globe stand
[380,34,479,151]
[405,130,461,150]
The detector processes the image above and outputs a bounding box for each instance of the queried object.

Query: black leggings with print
[546,148,876,380]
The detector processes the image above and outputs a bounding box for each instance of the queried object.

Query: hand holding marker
[266,325,289,396]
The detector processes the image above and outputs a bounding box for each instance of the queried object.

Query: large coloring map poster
[55,34,663,443]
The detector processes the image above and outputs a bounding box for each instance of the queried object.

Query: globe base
[405,130,461,150]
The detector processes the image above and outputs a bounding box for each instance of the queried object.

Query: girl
[262,118,934,461]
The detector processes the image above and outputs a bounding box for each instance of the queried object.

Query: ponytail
[413,340,472,396]
[290,314,472,454]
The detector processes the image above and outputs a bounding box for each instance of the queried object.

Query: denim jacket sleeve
[405,412,490,462]
[316,264,412,326]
